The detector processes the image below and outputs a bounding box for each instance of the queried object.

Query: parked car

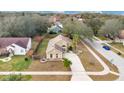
[103,45,110,50]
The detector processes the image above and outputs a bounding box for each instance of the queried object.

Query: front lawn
[110,43,124,52]
[0,56,32,71]
[27,60,70,71]
[12,57,32,71]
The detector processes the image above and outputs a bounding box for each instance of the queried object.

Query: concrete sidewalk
[64,52,92,81]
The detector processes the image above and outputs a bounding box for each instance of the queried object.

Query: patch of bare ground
[30,75,71,81]
[77,42,104,72]
[89,73,118,81]
[27,60,71,71]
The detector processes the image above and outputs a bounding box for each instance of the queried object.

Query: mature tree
[87,18,103,36]
[99,19,123,39]
[0,14,50,37]
[63,18,93,39]
[72,34,80,51]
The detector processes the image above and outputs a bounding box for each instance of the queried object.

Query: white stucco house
[46,35,71,60]
[0,38,31,55]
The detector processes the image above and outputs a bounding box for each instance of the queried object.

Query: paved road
[85,38,124,81]
[64,52,92,81]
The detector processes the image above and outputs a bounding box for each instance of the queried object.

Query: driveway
[64,52,92,81]
[85,38,124,80]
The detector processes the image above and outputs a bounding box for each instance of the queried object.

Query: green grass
[37,38,50,56]
[12,57,32,71]
[110,43,124,52]
[0,75,32,81]
[0,56,32,71]
[97,36,108,40]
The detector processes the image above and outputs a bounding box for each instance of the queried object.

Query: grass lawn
[0,56,32,71]
[0,75,32,81]
[77,42,104,72]
[109,43,124,57]
[97,36,109,40]
[37,37,51,56]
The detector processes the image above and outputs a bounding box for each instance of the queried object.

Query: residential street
[85,38,124,80]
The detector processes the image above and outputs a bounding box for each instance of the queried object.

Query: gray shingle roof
[0,37,30,48]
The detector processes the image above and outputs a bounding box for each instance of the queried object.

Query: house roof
[0,37,30,49]
[49,34,71,45]
[46,35,71,53]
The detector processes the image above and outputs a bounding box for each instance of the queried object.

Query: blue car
[103,45,110,50]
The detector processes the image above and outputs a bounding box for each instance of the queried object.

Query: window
[56,54,58,58]
[50,54,53,58]
[21,49,23,53]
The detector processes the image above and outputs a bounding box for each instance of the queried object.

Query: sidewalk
[64,52,92,81]
[85,38,124,80]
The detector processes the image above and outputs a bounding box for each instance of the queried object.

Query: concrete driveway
[64,52,92,81]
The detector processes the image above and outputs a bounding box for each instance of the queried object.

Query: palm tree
[63,58,72,68]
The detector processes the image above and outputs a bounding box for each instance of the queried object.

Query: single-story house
[0,38,31,55]
[46,35,71,60]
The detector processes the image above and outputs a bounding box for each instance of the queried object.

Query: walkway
[85,38,124,80]
[64,52,92,81]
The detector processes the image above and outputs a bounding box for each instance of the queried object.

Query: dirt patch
[30,75,71,81]
[77,42,104,72]
[27,60,71,71]
[89,73,119,81]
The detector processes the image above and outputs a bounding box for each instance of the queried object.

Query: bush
[25,57,29,61]
[68,46,73,51]
[63,58,72,68]
[49,31,57,34]
[117,52,121,55]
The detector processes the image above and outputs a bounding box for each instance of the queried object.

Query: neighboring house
[48,15,63,33]
[48,22,63,33]
[46,35,71,60]
[0,38,31,55]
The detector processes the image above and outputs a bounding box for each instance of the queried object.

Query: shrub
[25,57,29,61]
[117,52,121,55]
[63,58,72,68]
[68,46,73,51]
